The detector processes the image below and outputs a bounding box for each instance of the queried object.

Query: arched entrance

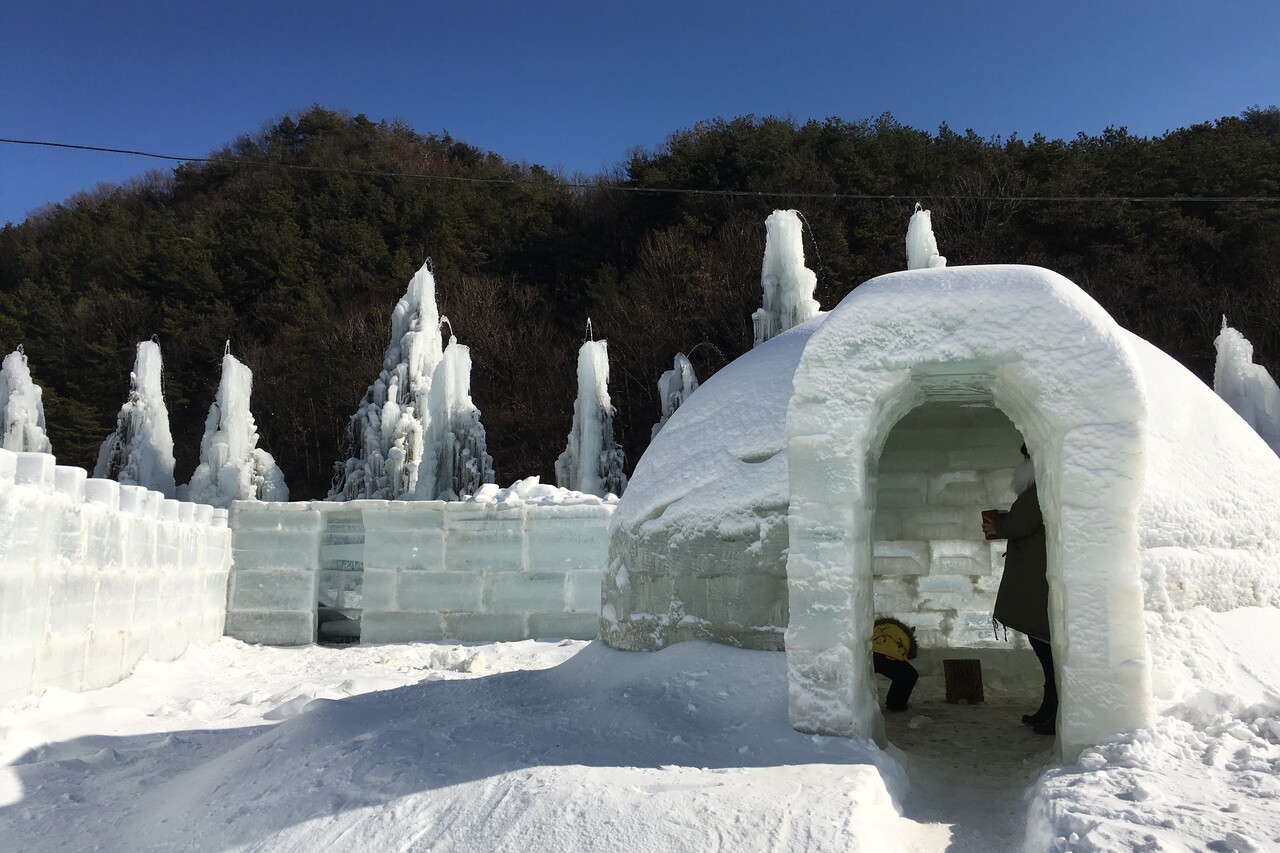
[784,265,1154,760]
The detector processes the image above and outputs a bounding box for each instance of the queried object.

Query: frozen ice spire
[94,339,177,497]
[752,210,820,347]
[651,352,699,439]
[0,346,52,453]
[331,260,444,500]
[1213,317,1280,455]
[906,203,947,270]
[556,326,627,497]
[415,332,496,500]
[185,346,288,507]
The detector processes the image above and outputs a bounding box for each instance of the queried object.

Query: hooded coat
[992,483,1049,642]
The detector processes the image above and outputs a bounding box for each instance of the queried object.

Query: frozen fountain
[556,321,627,497]
[185,345,288,507]
[906,202,947,270]
[752,210,820,347]
[0,345,52,453]
[94,339,177,497]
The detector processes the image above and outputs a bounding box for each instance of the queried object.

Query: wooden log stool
[943,658,984,704]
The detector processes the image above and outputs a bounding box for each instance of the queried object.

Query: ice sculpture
[1213,317,1280,455]
[0,346,52,453]
[651,352,699,439]
[415,333,496,500]
[331,261,444,500]
[906,203,947,270]
[752,210,820,347]
[556,331,627,497]
[94,339,177,497]
[185,347,288,507]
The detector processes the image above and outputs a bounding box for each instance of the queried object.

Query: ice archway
[785,264,1153,760]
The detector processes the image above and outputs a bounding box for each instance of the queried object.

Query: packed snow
[2,620,1277,851]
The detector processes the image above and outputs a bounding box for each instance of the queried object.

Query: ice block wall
[226,498,613,645]
[0,449,233,704]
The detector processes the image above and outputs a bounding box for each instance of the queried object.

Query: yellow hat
[872,618,917,661]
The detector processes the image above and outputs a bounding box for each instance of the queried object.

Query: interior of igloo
[870,401,1045,700]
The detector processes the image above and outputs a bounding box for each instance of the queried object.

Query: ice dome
[603,264,1280,760]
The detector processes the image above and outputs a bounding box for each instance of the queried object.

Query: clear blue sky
[3,0,1277,225]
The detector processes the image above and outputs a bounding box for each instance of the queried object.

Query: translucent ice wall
[752,210,820,347]
[1213,318,1280,455]
[94,340,177,498]
[0,448,232,703]
[226,487,614,646]
[0,347,52,453]
[415,335,496,500]
[651,352,699,439]
[905,203,947,270]
[186,351,288,507]
[556,339,627,497]
[331,261,444,500]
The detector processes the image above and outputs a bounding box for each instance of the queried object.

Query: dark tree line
[2,106,1278,498]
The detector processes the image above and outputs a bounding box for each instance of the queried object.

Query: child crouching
[872,616,919,712]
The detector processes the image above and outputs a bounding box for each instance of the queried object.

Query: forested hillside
[2,106,1278,498]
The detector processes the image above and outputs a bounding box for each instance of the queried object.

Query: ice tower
[94,340,177,497]
[752,210,820,347]
[651,353,699,439]
[331,261,444,500]
[0,346,52,453]
[906,203,947,270]
[186,348,288,507]
[556,334,627,497]
[1213,318,1280,455]
[415,334,496,500]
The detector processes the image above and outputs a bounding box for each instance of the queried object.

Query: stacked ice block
[0,449,232,703]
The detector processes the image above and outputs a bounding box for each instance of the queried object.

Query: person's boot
[1021,694,1054,726]
[1033,717,1056,735]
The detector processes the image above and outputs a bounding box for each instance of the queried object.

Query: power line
[3,135,1279,205]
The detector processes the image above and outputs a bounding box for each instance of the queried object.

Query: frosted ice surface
[752,210,820,347]
[905,203,946,270]
[651,353,698,439]
[94,340,177,498]
[186,351,288,508]
[1212,318,1280,456]
[555,339,627,498]
[0,347,51,453]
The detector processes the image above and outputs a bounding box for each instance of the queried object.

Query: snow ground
[2,636,1278,852]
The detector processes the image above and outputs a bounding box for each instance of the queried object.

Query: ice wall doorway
[784,265,1154,761]
[870,403,1044,717]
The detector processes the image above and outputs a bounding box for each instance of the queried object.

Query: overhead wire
[3,135,1280,205]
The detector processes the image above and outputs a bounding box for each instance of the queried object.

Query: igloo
[603,264,1280,760]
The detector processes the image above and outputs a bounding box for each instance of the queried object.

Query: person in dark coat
[872,616,919,712]
[982,443,1056,735]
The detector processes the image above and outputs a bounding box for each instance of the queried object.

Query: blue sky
[2,0,1277,225]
